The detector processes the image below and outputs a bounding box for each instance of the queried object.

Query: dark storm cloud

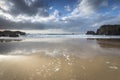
[0,0,50,29]
[0,17,13,28]
[7,0,49,16]
[0,17,45,29]
[86,0,108,10]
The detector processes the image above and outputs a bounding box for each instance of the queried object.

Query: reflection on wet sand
[0,39,22,43]
[0,38,120,80]
[0,54,120,80]
[96,39,120,48]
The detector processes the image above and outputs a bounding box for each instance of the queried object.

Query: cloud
[0,0,58,29]
[91,13,120,28]
[0,0,14,12]
[0,0,120,33]
[0,0,49,17]
[52,9,61,18]
[49,6,53,10]
[58,0,120,32]
[71,0,108,16]
[10,0,49,16]
[0,17,45,29]
[64,5,71,12]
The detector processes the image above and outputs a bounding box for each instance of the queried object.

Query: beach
[0,38,120,80]
[0,0,120,79]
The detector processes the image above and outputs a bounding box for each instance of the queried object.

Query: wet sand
[0,38,120,80]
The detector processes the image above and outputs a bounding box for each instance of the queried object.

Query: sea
[0,33,120,40]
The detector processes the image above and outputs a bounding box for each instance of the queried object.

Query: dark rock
[86,31,96,35]
[96,25,120,35]
[9,34,19,37]
[14,31,26,35]
[0,30,26,37]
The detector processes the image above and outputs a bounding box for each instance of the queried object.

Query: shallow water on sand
[0,38,120,80]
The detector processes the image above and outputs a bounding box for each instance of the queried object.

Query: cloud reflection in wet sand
[0,54,120,80]
[0,38,120,80]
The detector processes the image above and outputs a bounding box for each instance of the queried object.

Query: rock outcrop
[0,30,26,37]
[96,25,120,35]
[86,31,96,35]
[86,25,120,35]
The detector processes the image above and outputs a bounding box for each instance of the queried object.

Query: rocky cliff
[96,25,120,35]
[86,25,120,35]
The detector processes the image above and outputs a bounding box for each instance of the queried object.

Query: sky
[0,0,120,33]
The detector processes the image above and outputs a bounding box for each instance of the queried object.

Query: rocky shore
[0,30,26,37]
[86,25,120,35]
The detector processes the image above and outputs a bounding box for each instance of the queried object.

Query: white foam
[25,34,120,39]
[0,34,120,40]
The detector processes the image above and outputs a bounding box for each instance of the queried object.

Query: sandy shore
[0,54,120,80]
[0,38,120,80]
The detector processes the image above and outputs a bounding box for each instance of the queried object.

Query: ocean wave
[0,34,120,40]
[24,34,120,39]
